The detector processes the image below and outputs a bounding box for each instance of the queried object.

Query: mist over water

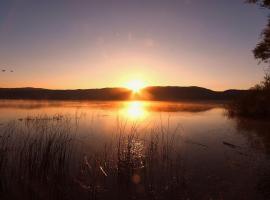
[0,100,270,199]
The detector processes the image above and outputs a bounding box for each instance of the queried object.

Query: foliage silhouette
[248,0,270,63]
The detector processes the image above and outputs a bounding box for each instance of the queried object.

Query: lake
[0,100,270,199]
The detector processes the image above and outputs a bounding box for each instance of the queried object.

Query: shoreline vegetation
[0,86,246,101]
[227,73,270,119]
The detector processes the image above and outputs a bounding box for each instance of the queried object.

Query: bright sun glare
[122,101,148,119]
[126,80,145,93]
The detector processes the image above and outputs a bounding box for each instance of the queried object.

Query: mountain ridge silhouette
[0,86,247,101]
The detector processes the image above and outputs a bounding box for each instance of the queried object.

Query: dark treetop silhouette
[248,0,270,63]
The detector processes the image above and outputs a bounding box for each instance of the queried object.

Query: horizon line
[0,85,247,92]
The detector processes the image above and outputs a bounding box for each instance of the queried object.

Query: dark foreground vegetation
[227,73,270,118]
[0,115,186,200]
[1,113,269,199]
[0,86,245,101]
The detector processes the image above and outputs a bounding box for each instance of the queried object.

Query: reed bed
[0,114,186,200]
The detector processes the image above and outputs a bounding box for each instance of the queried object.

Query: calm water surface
[0,100,270,199]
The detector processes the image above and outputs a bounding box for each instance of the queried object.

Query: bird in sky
[1,69,14,73]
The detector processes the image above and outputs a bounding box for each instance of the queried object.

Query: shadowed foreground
[0,115,186,200]
[0,113,269,200]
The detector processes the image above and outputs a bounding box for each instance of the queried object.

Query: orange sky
[0,0,268,91]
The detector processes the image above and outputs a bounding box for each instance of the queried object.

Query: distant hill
[0,86,247,101]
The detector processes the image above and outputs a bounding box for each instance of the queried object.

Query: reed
[0,114,186,200]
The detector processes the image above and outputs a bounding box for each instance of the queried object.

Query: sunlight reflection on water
[0,100,270,199]
[121,101,148,120]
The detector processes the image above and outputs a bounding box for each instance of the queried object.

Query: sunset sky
[0,0,268,90]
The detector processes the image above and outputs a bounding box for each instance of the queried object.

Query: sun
[125,80,145,93]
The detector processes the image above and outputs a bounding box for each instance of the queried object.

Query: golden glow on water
[121,101,148,119]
